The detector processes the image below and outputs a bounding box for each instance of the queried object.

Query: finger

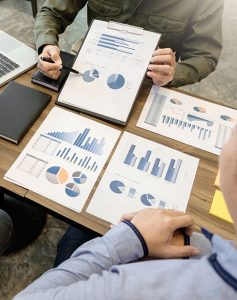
[148,64,174,76]
[152,48,175,57]
[150,54,175,66]
[162,245,200,259]
[170,215,195,231]
[119,212,137,223]
[40,69,61,80]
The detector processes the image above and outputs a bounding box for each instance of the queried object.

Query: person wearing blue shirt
[13,126,237,299]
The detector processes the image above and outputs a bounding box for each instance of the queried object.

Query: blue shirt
[14,222,237,299]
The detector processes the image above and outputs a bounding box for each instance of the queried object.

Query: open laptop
[0,30,38,87]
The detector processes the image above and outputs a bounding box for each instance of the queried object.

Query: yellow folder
[214,170,220,188]
[209,190,233,224]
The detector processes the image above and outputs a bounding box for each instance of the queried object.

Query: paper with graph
[57,20,160,125]
[87,132,199,224]
[137,86,237,155]
[4,107,121,212]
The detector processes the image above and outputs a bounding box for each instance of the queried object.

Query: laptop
[0,30,38,87]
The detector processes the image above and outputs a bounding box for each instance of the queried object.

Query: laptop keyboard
[0,53,20,78]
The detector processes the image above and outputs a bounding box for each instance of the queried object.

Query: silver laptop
[0,30,38,87]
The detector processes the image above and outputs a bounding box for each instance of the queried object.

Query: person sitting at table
[13,125,237,299]
[0,189,47,254]
[34,0,224,87]
[0,209,13,256]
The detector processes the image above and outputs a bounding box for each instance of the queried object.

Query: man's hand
[219,124,237,229]
[37,45,62,79]
[120,208,200,258]
[147,48,176,86]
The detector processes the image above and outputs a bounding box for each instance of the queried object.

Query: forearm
[34,0,87,52]
[13,222,144,300]
[168,57,215,87]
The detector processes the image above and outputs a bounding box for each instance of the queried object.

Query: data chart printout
[137,86,237,155]
[57,20,161,125]
[4,107,121,212]
[87,132,199,224]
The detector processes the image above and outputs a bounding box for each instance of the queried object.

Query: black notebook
[0,81,51,144]
[31,51,76,92]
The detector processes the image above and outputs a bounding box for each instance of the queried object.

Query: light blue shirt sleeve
[13,222,144,300]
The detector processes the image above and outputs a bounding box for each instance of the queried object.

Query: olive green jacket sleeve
[33,0,87,53]
[169,0,224,87]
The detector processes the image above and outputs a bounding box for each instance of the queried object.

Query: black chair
[26,0,38,18]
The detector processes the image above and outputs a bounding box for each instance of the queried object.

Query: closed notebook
[0,81,51,144]
[31,51,76,92]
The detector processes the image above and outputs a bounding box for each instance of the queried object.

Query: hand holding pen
[37,45,82,80]
[41,56,83,75]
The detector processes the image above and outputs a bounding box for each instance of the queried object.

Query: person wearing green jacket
[34,0,224,87]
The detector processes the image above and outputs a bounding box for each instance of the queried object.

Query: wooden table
[0,67,235,240]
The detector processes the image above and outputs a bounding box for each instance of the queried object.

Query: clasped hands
[38,45,176,86]
[120,208,200,259]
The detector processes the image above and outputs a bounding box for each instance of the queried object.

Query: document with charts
[4,107,121,213]
[87,132,199,225]
[57,20,161,125]
[137,86,237,155]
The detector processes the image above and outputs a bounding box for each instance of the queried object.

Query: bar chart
[161,114,212,141]
[55,147,99,172]
[97,33,140,55]
[123,144,182,183]
[46,128,105,156]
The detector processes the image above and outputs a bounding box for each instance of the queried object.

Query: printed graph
[97,33,140,55]
[161,115,212,141]
[55,147,99,172]
[123,144,182,183]
[46,128,105,156]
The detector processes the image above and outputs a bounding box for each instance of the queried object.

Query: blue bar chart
[46,128,105,156]
[55,146,98,172]
[123,144,182,183]
[97,33,140,55]
[161,114,212,141]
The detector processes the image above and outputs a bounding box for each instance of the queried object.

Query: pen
[40,56,83,75]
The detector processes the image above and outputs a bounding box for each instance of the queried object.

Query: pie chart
[220,115,234,122]
[107,73,125,89]
[83,68,99,82]
[193,106,206,113]
[170,98,182,105]
[110,180,125,194]
[65,183,80,197]
[140,193,156,206]
[72,171,87,184]
[45,166,68,184]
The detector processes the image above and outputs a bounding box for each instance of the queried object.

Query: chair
[26,0,38,18]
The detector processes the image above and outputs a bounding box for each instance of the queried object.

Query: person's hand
[37,45,62,79]
[147,48,176,86]
[219,125,237,227]
[120,208,200,258]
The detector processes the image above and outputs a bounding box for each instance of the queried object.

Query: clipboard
[56,19,161,125]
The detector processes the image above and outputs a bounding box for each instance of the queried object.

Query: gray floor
[0,0,236,299]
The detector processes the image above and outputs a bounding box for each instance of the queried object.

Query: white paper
[137,86,237,155]
[87,132,199,224]
[4,107,121,212]
[58,20,160,124]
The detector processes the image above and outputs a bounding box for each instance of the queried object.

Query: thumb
[163,245,200,259]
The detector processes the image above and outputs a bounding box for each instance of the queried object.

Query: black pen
[40,56,83,75]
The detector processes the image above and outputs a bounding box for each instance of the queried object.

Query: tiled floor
[0,0,236,299]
